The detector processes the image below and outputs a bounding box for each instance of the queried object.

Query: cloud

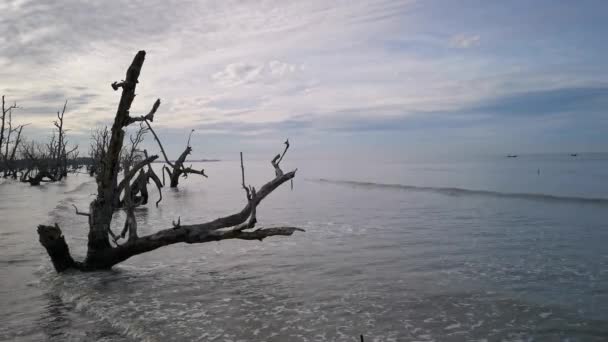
[469,86,608,117]
[449,34,480,48]
[1,0,607,156]
[211,61,301,87]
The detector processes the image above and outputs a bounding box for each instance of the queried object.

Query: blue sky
[1,0,606,159]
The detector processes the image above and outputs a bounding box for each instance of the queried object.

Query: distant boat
[507,155,518,158]
[570,153,578,157]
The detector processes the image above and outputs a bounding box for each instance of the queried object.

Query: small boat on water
[570,153,578,157]
[507,155,518,158]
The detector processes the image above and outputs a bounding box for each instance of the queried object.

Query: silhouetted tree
[37,51,302,272]
[145,121,207,188]
[88,126,110,176]
[1,99,27,178]
[18,102,79,185]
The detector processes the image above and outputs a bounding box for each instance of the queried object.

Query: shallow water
[1,155,608,341]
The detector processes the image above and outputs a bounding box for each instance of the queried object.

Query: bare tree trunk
[1,96,20,176]
[0,97,6,152]
[37,50,303,272]
[84,51,146,267]
[168,148,189,187]
[37,224,81,272]
[52,101,67,180]
[5,125,25,178]
[0,96,17,152]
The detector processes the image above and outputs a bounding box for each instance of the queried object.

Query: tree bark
[86,51,146,264]
[37,224,80,272]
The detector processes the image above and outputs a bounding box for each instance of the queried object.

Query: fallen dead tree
[37,51,303,272]
[145,121,207,188]
[19,140,57,185]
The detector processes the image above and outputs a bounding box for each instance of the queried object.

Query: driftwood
[146,122,207,188]
[37,51,303,272]
[19,141,58,185]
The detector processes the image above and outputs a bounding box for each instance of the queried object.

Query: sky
[1,0,607,160]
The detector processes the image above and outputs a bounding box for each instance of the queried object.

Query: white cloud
[449,34,481,48]
[211,60,301,87]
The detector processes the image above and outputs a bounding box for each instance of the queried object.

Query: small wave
[64,178,96,194]
[0,258,36,265]
[57,289,154,342]
[313,178,608,205]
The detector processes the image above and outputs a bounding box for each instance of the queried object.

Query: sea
[1,154,607,341]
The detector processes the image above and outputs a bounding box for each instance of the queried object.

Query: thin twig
[240,152,251,200]
[72,204,91,217]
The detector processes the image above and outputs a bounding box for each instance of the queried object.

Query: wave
[57,288,153,342]
[63,178,95,194]
[313,178,608,205]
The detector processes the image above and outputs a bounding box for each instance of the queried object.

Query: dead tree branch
[143,118,173,168]
[240,152,251,200]
[145,122,206,188]
[0,96,19,153]
[37,51,302,273]
[72,204,91,217]
[271,139,290,177]
[125,98,160,126]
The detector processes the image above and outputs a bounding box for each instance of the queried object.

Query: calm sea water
[1,154,608,341]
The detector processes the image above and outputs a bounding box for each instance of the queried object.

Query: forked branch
[145,122,206,188]
[271,139,290,176]
[126,99,161,126]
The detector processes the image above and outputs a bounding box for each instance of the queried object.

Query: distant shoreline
[152,159,221,163]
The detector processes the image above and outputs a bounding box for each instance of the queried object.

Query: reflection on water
[38,294,70,340]
[134,207,150,226]
[1,157,608,341]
